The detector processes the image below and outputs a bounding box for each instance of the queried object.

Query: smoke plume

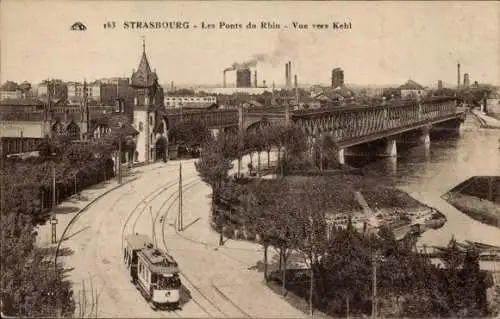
[225,33,297,71]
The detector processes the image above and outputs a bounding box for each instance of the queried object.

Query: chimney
[285,63,289,88]
[457,63,461,90]
[170,81,174,92]
[294,74,299,109]
[263,80,267,88]
[254,70,258,88]
[223,71,227,88]
[287,62,292,88]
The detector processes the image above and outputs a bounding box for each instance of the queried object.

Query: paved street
[40,154,305,318]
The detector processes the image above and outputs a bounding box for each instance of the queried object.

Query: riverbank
[214,173,445,242]
[471,109,500,129]
[443,176,500,229]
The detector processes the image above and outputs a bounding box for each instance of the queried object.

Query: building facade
[164,95,217,108]
[67,81,101,104]
[37,79,67,100]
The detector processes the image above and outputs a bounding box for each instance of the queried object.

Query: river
[346,127,500,247]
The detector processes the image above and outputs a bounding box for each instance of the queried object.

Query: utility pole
[84,80,90,139]
[51,161,57,244]
[371,254,378,319]
[177,162,183,231]
[118,133,123,184]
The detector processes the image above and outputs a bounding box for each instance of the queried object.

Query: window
[149,115,153,126]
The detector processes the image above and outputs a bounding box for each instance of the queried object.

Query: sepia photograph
[0,0,499,318]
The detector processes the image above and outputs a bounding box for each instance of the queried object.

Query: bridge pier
[420,126,431,145]
[378,138,397,157]
[337,148,345,165]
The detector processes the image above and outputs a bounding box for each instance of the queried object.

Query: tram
[124,234,182,310]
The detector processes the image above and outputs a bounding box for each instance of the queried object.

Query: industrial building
[236,69,252,88]
[464,73,470,87]
[331,68,344,88]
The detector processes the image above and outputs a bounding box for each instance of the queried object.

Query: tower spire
[142,36,146,53]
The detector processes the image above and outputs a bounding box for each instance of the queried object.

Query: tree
[168,120,210,149]
[321,222,372,317]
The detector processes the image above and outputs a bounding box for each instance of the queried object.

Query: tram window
[151,273,158,284]
[157,274,181,289]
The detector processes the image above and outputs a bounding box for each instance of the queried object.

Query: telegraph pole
[51,161,57,244]
[371,254,378,318]
[177,162,183,231]
[118,133,123,184]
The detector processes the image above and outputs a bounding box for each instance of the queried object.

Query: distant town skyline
[1,1,498,87]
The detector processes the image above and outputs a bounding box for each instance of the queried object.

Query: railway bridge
[161,97,465,163]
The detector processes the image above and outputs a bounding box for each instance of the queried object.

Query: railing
[163,109,239,128]
[1,137,45,156]
[293,98,461,142]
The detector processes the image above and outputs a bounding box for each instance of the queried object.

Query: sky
[1,1,499,88]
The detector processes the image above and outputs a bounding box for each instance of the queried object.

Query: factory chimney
[287,61,292,89]
[223,70,227,88]
[294,74,299,109]
[457,63,461,90]
[254,70,258,88]
[285,62,289,89]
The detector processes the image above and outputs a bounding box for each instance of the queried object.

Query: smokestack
[285,62,289,88]
[457,63,461,90]
[254,70,258,88]
[294,74,299,109]
[287,62,292,88]
[223,71,227,88]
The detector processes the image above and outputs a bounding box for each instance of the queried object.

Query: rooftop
[131,42,158,88]
[139,247,179,274]
[0,81,19,92]
[399,79,425,90]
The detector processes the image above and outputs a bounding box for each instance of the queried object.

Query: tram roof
[125,234,152,250]
[138,247,179,274]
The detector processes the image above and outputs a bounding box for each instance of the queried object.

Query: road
[57,154,304,318]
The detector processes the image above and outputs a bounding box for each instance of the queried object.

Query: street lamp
[117,122,124,184]
[371,251,383,319]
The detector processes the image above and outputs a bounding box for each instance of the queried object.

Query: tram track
[120,171,197,251]
[119,169,206,318]
[158,179,253,319]
[156,179,230,318]
[156,180,220,318]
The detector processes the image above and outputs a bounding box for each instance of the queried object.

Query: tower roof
[131,40,158,88]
